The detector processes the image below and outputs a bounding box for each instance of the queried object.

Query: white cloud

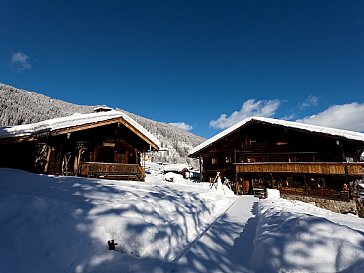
[10,52,32,71]
[169,122,193,131]
[301,95,319,109]
[281,113,296,121]
[296,102,364,132]
[209,99,281,129]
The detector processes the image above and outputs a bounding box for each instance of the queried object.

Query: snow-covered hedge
[164,172,185,182]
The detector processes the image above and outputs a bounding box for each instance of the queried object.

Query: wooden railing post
[199,156,203,182]
[303,175,309,195]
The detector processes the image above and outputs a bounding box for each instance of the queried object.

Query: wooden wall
[198,122,364,192]
[0,122,148,178]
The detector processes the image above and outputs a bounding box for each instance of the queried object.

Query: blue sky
[1,0,364,138]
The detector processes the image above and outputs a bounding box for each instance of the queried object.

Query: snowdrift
[252,198,364,273]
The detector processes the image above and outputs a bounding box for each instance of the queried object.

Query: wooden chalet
[189,117,364,202]
[0,110,160,181]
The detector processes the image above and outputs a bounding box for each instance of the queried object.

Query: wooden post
[75,148,83,176]
[199,156,202,182]
[344,164,350,199]
[348,179,352,200]
[336,139,346,162]
[233,149,238,194]
[142,151,145,169]
[251,177,254,194]
[235,171,238,192]
[235,178,238,194]
[303,175,308,195]
[54,144,63,175]
[44,146,52,173]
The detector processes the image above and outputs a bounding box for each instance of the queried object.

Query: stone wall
[281,194,358,215]
[354,198,364,218]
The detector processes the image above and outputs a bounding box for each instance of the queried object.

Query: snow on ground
[0,169,235,273]
[164,172,186,182]
[175,196,259,273]
[170,194,364,273]
[1,168,364,273]
[252,198,364,273]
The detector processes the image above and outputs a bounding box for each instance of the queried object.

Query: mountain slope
[0,83,205,167]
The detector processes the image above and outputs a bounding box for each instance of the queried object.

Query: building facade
[189,117,364,202]
[0,110,160,181]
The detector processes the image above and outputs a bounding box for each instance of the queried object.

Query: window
[246,158,257,163]
[225,156,231,163]
[212,157,217,164]
[276,141,288,146]
[243,135,257,146]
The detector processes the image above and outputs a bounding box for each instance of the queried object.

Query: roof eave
[188,116,364,157]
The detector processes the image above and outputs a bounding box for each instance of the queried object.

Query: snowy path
[173,196,259,273]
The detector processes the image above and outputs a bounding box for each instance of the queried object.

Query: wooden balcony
[235,162,364,175]
[279,187,350,201]
[79,162,145,181]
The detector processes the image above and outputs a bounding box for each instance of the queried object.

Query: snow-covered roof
[0,110,160,148]
[189,116,364,156]
[93,106,113,112]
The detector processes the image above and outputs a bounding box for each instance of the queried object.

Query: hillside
[0,83,205,167]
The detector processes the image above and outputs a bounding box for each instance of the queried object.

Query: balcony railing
[235,162,364,175]
[279,187,350,201]
[79,162,145,181]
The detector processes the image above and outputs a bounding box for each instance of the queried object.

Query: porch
[79,162,145,181]
[234,162,364,201]
[278,187,350,201]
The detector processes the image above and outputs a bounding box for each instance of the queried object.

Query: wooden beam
[119,119,159,150]
[44,146,52,173]
[51,118,122,136]
[51,117,159,150]
[0,135,38,144]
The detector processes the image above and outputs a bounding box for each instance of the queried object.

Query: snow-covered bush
[164,172,185,182]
